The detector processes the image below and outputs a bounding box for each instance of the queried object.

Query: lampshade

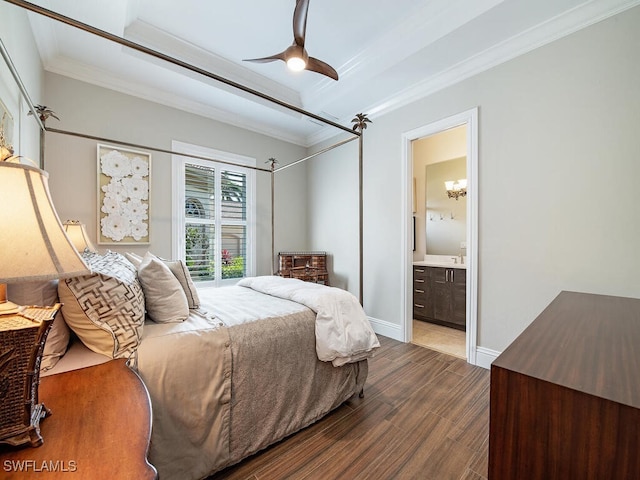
[63,220,97,253]
[0,160,90,284]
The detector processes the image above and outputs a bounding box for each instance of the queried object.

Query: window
[172,142,255,286]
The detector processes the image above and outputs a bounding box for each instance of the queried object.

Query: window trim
[171,140,256,287]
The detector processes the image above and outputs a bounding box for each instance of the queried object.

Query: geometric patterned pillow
[58,251,145,360]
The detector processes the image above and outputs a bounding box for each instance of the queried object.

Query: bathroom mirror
[425,157,467,255]
[411,125,467,261]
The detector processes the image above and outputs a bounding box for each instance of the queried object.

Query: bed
[36,251,379,480]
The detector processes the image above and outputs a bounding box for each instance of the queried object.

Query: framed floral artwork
[97,144,151,245]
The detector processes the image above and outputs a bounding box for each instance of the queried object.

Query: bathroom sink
[413,254,467,269]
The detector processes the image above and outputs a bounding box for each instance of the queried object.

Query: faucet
[451,256,458,264]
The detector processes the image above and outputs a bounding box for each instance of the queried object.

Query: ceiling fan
[244,0,339,81]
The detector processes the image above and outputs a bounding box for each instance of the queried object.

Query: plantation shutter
[220,169,247,279]
[184,164,248,282]
[185,164,215,281]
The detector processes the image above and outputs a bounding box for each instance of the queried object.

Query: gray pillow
[137,252,189,323]
[125,252,200,309]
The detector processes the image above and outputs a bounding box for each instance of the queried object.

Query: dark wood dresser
[489,291,640,479]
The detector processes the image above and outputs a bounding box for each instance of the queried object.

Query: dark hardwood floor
[209,335,490,480]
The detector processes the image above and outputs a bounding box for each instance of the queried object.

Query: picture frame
[97,144,151,245]
[0,97,15,155]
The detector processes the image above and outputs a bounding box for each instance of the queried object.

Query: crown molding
[123,19,304,118]
[302,0,506,110]
[43,56,309,146]
[352,0,640,123]
[306,0,640,146]
[24,0,640,149]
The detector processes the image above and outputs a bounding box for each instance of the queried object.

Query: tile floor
[412,319,466,359]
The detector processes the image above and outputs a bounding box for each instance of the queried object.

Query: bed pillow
[123,251,143,267]
[125,252,200,309]
[163,259,200,309]
[7,280,70,371]
[137,252,189,323]
[58,251,145,359]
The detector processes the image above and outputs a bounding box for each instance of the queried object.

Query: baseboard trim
[368,316,403,341]
[475,346,501,370]
[368,316,500,370]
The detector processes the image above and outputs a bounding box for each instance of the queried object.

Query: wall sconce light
[445,179,467,200]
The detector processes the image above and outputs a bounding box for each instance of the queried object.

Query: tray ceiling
[15,0,640,145]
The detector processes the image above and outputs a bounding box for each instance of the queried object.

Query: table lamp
[62,220,97,253]
[0,157,90,447]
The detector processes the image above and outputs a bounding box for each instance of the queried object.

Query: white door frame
[400,107,479,364]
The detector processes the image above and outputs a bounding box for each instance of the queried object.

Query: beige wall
[309,5,640,353]
[307,140,360,293]
[413,126,466,166]
[42,73,308,275]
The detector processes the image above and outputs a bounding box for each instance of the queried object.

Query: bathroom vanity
[413,255,466,330]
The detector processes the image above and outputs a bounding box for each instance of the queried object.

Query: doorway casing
[400,107,478,364]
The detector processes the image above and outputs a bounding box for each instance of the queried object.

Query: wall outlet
[460,241,467,249]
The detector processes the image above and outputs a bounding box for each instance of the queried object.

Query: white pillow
[137,252,189,323]
[125,252,200,309]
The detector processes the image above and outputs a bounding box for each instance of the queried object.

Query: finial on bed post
[267,157,279,276]
[351,113,371,133]
[27,105,59,170]
[350,114,371,306]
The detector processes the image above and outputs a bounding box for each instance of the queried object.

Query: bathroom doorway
[412,126,467,358]
[401,108,478,364]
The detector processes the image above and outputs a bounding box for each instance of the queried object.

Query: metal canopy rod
[358,133,364,304]
[274,135,358,173]
[5,0,360,137]
[46,127,273,173]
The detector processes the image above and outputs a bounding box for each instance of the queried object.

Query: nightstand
[0,359,157,479]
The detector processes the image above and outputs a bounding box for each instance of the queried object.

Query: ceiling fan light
[286,56,307,72]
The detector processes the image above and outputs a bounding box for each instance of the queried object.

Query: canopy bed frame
[2,0,369,303]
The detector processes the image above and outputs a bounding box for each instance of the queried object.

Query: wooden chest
[276,251,329,285]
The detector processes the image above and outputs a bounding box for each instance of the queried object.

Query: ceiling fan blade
[293,0,310,47]
[307,57,339,81]
[243,52,286,64]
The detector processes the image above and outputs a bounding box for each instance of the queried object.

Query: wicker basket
[0,306,58,448]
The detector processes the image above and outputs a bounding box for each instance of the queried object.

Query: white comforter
[237,276,380,366]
